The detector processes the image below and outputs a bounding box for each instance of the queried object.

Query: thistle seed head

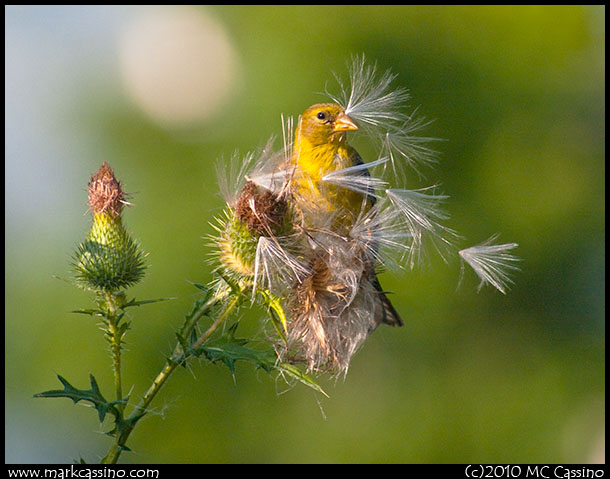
[210,56,520,375]
[234,181,289,237]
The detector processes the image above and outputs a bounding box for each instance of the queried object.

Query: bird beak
[333,113,358,132]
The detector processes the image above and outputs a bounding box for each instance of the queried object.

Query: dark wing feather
[349,148,403,328]
[371,273,403,327]
[349,148,377,207]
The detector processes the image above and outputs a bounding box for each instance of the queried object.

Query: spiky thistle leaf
[195,323,327,396]
[34,374,122,423]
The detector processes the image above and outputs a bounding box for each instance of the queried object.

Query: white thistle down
[459,236,521,294]
[349,199,412,270]
[246,115,297,194]
[217,137,281,203]
[322,157,390,199]
[328,54,410,127]
[252,235,309,297]
[216,150,255,204]
[386,187,458,267]
[212,55,520,374]
[327,54,440,182]
[380,120,439,179]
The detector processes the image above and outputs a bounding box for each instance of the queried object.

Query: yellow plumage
[290,102,403,327]
[291,103,371,231]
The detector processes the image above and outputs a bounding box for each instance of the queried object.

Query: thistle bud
[73,163,147,292]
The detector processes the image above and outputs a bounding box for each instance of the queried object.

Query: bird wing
[349,147,404,328]
[349,148,377,207]
[371,273,404,327]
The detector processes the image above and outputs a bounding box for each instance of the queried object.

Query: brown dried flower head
[234,181,288,236]
[88,162,127,217]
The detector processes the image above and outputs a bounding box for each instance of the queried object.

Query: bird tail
[371,274,403,327]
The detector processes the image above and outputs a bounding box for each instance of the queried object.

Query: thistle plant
[36,55,520,463]
[36,162,323,464]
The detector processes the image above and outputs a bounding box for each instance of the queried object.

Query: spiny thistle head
[73,163,147,292]
[212,176,304,294]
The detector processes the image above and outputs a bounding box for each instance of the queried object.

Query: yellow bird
[291,102,403,327]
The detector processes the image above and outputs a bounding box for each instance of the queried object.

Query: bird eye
[316,112,326,121]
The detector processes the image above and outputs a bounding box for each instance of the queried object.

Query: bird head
[297,103,358,146]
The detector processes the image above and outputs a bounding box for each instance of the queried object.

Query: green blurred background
[5,5,604,464]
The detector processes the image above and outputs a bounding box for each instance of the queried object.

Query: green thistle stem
[191,294,240,350]
[99,291,128,465]
[101,289,240,464]
[179,288,229,340]
[107,321,124,414]
[101,291,126,412]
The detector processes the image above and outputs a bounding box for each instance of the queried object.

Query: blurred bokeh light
[119,6,239,128]
[5,5,604,464]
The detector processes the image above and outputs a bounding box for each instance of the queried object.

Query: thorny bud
[73,163,147,292]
